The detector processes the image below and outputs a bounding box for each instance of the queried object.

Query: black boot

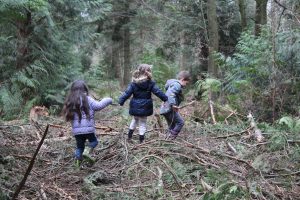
[128,129,134,140]
[139,135,145,143]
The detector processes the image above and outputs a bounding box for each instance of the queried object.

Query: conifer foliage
[0,0,109,119]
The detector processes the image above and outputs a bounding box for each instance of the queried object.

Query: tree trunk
[238,0,247,30]
[179,31,189,71]
[140,28,144,55]
[111,17,123,79]
[111,40,122,79]
[207,0,219,78]
[122,1,131,87]
[16,10,32,69]
[255,0,268,36]
[123,25,131,87]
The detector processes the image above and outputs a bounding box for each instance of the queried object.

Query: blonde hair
[138,64,152,73]
[132,64,153,81]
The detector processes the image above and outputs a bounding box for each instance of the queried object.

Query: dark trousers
[74,133,98,159]
[162,111,184,135]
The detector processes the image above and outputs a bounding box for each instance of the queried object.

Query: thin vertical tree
[179,30,189,71]
[111,18,123,80]
[238,0,248,30]
[207,0,219,77]
[122,0,132,87]
[255,0,268,36]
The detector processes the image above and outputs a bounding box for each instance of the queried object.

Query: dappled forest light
[0,0,300,199]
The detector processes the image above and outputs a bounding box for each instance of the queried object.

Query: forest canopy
[0,0,299,122]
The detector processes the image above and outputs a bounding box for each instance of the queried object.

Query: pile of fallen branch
[0,104,299,199]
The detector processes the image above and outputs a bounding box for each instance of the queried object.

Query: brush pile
[0,103,299,199]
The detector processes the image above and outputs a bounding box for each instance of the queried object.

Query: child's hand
[172,105,179,112]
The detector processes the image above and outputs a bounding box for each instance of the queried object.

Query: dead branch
[163,151,210,167]
[227,142,237,154]
[214,152,256,171]
[128,154,185,198]
[212,129,248,139]
[51,183,76,200]
[201,178,213,191]
[18,136,71,145]
[95,125,116,132]
[156,166,164,191]
[0,124,26,134]
[154,113,164,130]
[264,171,300,178]
[49,123,68,129]
[177,139,210,154]
[224,112,234,125]
[179,101,195,109]
[12,124,50,200]
[209,100,217,124]
[39,183,48,200]
[247,113,264,142]
[287,140,300,144]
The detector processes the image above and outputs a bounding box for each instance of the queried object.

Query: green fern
[195,78,222,101]
[278,116,300,133]
[0,86,22,119]
[269,132,287,151]
[11,71,38,89]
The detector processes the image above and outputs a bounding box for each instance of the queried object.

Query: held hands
[172,105,179,112]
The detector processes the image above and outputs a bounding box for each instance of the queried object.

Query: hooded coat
[160,79,184,114]
[119,77,168,117]
[72,97,112,135]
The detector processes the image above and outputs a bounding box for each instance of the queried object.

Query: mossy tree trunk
[16,10,33,69]
[207,0,219,78]
[122,0,131,87]
[238,0,248,30]
[255,0,268,36]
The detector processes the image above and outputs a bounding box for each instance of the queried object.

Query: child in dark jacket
[119,64,168,143]
[62,80,112,166]
[160,71,191,140]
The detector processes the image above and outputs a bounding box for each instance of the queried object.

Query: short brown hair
[177,71,191,81]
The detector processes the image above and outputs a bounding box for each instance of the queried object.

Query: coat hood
[134,79,153,90]
[132,75,149,83]
[165,79,180,90]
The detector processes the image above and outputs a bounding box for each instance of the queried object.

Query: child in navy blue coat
[119,64,168,143]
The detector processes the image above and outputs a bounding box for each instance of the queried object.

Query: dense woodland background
[0,0,300,199]
[0,0,299,121]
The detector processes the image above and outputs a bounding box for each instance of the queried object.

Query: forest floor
[0,101,300,200]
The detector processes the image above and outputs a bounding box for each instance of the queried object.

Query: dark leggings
[74,133,98,159]
[162,111,184,135]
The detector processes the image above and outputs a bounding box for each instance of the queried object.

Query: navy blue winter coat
[119,80,168,117]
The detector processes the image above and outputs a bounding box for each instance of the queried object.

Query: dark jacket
[119,80,168,116]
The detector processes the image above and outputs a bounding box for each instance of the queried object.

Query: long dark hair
[63,80,90,122]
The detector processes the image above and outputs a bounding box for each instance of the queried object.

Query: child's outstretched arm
[151,84,168,102]
[118,83,134,106]
[89,97,112,111]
